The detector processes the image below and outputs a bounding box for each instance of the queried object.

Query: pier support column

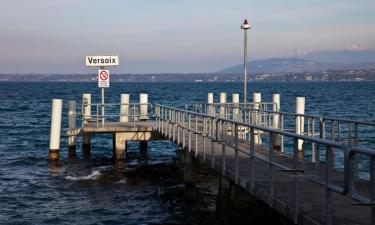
[120,94,129,122]
[219,92,227,118]
[295,97,305,152]
[82,134,90,158]
[49,99,62,162]
[177,149,197,203]
[216,177,293,225]
[140,141,148,151]
[272,94,281,151]
[207,93,214,116]
[82,94,91,157]
[253,92,262,144]
[114,132,128,169]
[68,101,77,157]
[140,93,148,121]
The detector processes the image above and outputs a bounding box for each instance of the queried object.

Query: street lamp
[241,19,251,105]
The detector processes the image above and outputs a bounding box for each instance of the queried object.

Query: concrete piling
[120,94,129,122]
[220,92,227,118]
[272,94,281,150]
[140,93,148,120]
[68,101,77,157]
[207,93,214,116]
[253,93,262,144]
[295,96,305,151]
[232,93,240,120]
[49,99,62,162]
[82,94,91,157]
[82,94,91,123]
[140,141,148,151]
[114,133,127,169]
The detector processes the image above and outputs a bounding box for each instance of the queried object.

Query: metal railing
[155,104,375,225]
[185,103,375,178]
[81,103,153,128]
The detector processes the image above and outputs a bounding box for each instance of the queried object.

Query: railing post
[195,115,198,157]
[249,127,255,194]
[269,132,274,207]
[211,119,217,169]
[182,113,186,148]
[293,137,299,224]
[177,112,180,145]
[161,107,164,135]
[221,143,226,176]
[310,118,316,162]
[235,123,239,183]
[325,145,333,225]
[188,114,191,152]
[370,154,375,225]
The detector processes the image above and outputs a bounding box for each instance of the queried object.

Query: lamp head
[241,19,251,29]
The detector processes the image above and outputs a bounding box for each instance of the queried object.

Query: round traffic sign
[99,70,109,81]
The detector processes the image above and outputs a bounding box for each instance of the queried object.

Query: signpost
[86,55,119,126]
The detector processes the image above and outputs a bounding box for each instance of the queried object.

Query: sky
[0,0,374,74]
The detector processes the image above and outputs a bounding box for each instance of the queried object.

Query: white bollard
[219,92,227,118]
[120,94,129,122]
[253,92,262,110]
[272,94,280,128]
[295,96,305,151]
[232,94,239,120]
[49,99,62,161]
[140,93,148,120]
[207,93,214,116]
[68,101,77,157]
[252,92,262,144]
[272,94,281,150]
[82,94,91,123]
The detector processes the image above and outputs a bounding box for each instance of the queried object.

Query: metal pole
[241,19,250,104]
[244,28,248,104]
[101,66,105,127]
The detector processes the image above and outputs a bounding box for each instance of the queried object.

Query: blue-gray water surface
[0,81,374,224]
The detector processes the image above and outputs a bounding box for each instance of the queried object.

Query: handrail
[81,103,154,128]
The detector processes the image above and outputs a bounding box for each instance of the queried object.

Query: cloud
[293,48,314,56]
[343,44,367,51]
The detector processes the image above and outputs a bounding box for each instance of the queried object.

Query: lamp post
[241,19,251,105]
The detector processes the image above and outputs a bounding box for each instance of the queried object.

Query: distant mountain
[300,50,375,64]
[218,57,375,74]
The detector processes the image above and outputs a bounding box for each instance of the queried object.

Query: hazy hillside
[301,50,375,64]
[218,57,375,74]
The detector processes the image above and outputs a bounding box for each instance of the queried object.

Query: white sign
[98,70,110,88]
[86,55,119,67]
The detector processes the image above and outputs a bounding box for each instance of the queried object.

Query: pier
[49,92,375,225]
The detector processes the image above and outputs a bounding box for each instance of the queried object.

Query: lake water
[0,81,374,224]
